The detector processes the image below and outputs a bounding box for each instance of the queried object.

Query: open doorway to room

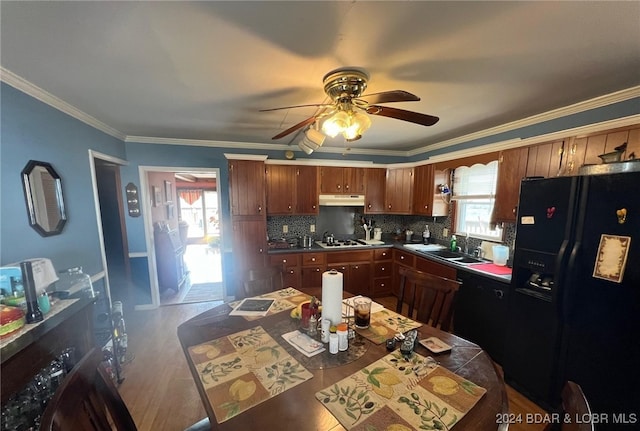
[142,167,225,306]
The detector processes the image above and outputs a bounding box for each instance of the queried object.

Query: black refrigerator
[503,166,640,429]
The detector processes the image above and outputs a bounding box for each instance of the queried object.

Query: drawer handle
[311,257,316,262]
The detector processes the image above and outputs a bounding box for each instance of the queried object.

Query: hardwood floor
[118,298,547,430]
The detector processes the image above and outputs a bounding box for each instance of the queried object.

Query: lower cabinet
[300,252,326,291]
[326,250,373,297]
[453,271,509,364]
[269,253,301,288]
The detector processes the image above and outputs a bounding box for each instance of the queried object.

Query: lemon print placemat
[316,351,485,431]
[355,308,423,344]
[188,325,313,423]
[228,287,310,321]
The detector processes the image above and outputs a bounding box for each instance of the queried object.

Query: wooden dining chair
[242,265,284,298]
[543,381,594,431]
[396,266,461,332]
[39,347,138,431]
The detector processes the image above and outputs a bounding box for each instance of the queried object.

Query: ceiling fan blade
[271,116,318,140]
[357,90,420,104]
[366,105,439,126]
[260,103,331,112]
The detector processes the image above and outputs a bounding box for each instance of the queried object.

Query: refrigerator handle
[562,240,581,319]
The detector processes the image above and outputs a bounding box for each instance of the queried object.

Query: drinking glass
[353,296,372,329]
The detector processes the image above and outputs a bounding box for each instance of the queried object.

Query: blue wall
[1,83,126,281]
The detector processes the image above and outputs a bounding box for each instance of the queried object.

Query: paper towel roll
[322,270,343,326]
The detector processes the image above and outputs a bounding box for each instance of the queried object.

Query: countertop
[268,238,512,284]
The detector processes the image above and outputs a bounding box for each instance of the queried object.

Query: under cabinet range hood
[318,194,365,206]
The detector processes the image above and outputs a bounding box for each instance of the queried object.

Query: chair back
[242,266,284,298]
[560,381,594,431]
[396,266,461,331]
[39,347,137,431]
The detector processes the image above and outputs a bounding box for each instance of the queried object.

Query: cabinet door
[319,166,344,194]
[296,166,319,214]
[526,140,564,178]
[344,167,365,194]
[385,167,414,214]
[269,253,301,288]
[266,165,296,215]
[364,168,386,214]
[301,266,325,289]
[413,164,434,215]
[232,219,266,271]
[350,263,371,296]
[492,147,528,223]
[229,160,266,216]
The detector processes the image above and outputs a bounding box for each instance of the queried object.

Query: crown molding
[0,66,126,140]
[408,86,640,157]
[3,65,637,158]
[224,153,269,161]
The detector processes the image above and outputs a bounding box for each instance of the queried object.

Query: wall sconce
[298,127,326,155]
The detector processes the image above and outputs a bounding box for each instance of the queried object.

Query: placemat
[228,287,310,321]
[355,308,423,344]
[316,351,486,430]
[188,325,313,423]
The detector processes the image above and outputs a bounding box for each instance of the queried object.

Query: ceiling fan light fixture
[322,111,349,137]
[305,128,326,146]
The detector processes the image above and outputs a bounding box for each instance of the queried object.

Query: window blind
[452,161,498,199]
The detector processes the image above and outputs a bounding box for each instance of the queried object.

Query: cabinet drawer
[374,248,392,261]
[374,262,392,277]
[326,250,372,264]
[393,249,415,266]
[372,277,392,297]
[415,256,456,279]
[269,253,301,268]
[302,253,326,266]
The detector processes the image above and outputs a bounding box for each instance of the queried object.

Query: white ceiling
[2,1,639,156]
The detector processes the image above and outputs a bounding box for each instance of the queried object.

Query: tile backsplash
[267,208,516,252]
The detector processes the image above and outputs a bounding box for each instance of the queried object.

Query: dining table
[177,288,509,431]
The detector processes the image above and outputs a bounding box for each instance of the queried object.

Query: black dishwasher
[453,271,509,364]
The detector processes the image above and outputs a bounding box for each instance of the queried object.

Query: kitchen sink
[423,249,485,265]
[450,256,484,264]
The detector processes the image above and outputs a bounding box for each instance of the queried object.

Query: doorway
[140,167,225,307]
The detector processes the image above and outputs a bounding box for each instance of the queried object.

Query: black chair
[242,266,284,298]
[396,266,461,332]
[544,381,594,431]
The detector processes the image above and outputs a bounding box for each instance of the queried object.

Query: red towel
[471,263,512,276]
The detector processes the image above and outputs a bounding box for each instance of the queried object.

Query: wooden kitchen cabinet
[526,139,564,178]
[319,166,364,194]
[232,219,267,271]
[415,255,456,280]
[326,250,373,296]
[266,164,296,215]
[392,248,416,297]
[300,252,326,291]
[492,146,529,224]
[413,164,448,217]
[372,248,393,297]
[295,165,319,214]
[266,165,318,215]
[385,167,414,214]
[269,253,301,288]
[364,168,386,214]
[229,160,266,216]
[559,125,640,175]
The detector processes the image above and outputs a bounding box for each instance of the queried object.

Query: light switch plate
[283,225,288,233]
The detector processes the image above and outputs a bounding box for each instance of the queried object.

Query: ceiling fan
[261,67,439,142]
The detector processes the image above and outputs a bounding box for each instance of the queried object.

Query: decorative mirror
[21,160,67,236]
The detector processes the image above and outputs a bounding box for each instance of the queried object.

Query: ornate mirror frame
[21,160,67,237]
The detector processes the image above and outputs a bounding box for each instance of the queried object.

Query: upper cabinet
[266,164,297,215]
[526,139,564,178]
[364,168,386,214]
[385,167,414,214]
[559,125,640,176]
[492,147,529,224]
[295,166,319,214]
[266,165,318,215]
[319,166,364,194]
[229,160,266,217]
[413,164,448,217]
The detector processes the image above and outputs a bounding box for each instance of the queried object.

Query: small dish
[419,337,452,353]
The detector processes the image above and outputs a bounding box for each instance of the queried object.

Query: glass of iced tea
[353,296,372,329]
